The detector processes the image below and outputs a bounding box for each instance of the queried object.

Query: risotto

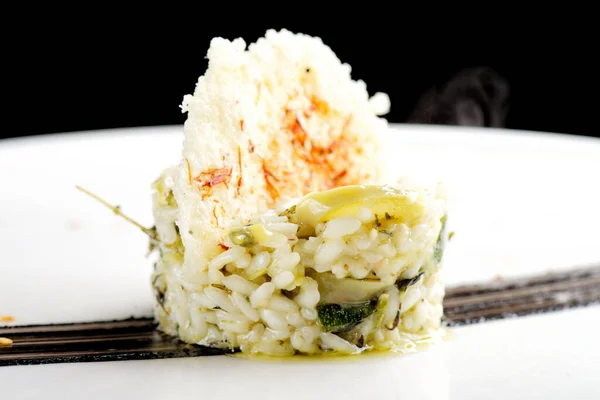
[152,180,448,356]
[148,29,449,356]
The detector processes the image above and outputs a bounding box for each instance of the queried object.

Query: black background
[5,14,599,140]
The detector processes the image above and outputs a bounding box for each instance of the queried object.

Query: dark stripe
[1,318,155,335]
[1,264,599,366]
[445,266,600,298]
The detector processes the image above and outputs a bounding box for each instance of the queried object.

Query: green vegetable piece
[433,214,447,263]
[165,230,185,264]
[152,173,178,209]
[396,272,425,292]
[165,190,177,208]
[312,272,391,304]
[229,228,255,247]
[292,185,425,229]
[372,294,389,329]
[316,301,376,332]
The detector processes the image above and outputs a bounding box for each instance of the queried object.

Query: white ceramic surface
[1,124,599,398]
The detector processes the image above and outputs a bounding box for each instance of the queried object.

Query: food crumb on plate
[65,219,83,232]
[0,337,13,347]
[0,315,15,322]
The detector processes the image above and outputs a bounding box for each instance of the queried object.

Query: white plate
[1,124,599,398]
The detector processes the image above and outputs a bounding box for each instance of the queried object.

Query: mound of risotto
[149,29,449,356]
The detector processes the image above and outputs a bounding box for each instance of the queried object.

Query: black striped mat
[1,265,599,367]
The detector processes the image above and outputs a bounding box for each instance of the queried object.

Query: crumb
[493,274,503,281]
[66,219,82,232]
[0,337,13,347]
[0,315,15,322]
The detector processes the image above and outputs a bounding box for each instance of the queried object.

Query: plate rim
[2,123,600,148]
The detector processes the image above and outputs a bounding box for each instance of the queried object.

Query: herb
[433,214,447,263]
[379,229,393,236]
[165,233,185,262]
[316,301,376,332]
[396,272,425,292]
[75,185,160,248]
[387,310,400,330]
[384,212,392,220]
[279,204,296,219]
[152,274,166,309]
[154,288,165,308]
[165,190,176,208]
[374,215,381,228]
[147,226,159,254]
[357,335,365,348]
